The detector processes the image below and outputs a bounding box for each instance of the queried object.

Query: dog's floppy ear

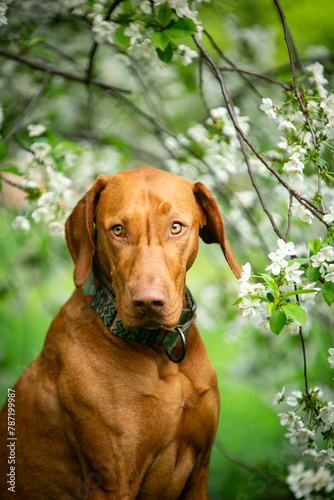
[193,182,242,279]
[65,175,109,287]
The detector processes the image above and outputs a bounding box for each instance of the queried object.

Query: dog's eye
[112,225,125,237]
[171,222,183,235]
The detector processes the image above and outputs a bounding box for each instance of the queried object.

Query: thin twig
[218,66,292,92]
[215,438,286,488]
[203,29,263,98]
[4,72,51,144]
[0,174,29,193]
[286,192,293,242]
[238,130,284,239]
[273,0,317,148]
[199,55,210,115]
[192,36,328,226]
[0,47,130,96]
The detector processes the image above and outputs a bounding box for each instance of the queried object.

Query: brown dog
[0,167,241,499]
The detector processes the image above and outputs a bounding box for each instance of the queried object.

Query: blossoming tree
[0,0,334,498]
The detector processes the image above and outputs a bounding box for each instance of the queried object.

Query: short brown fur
[0,166,241,499]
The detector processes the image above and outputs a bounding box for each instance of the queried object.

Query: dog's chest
[113,369,218,497]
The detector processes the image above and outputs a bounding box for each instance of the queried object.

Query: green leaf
[32,47,57,60]
[168,17,197,38]
[158,2,173,27]
[315,157,328,169]
[281,304,307,325]
[234,295,269,306]
[283,289,319,299]
[152,31,172,51]
[0,164,22,176]
[261,273,279,297]
[53,140,81,154]
[289,258,309,266]
[156,43,173,63]
[306,265,321,282]
[267,302,277,315]
[0,141,8,161]
[308,238,322,256]
[115,25,131,47]
[323,281,334,306]
[27,37,45,48]
[270,310,287,335]
[123,0,133,14]
[267,292,275,302]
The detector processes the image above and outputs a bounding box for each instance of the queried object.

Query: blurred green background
[1,1,334,498]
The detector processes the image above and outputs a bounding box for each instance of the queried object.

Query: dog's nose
[132,288,166,315]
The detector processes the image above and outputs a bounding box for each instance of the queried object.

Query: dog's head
[65,167,241,329]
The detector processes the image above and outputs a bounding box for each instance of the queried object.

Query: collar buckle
[165,327,187,364]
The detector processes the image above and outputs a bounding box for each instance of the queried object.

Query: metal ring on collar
[165,327,187,364]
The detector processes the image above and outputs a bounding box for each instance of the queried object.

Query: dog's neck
[82,271,197,362]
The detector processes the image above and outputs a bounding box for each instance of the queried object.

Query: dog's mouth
[123,313,178,331]
[120,305,183,331]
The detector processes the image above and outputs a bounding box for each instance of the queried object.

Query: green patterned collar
[83,271,197,363]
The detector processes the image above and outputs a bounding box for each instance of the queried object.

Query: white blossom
[0,103,4,129]
[328,348,334,369]
[291,201,314,225]
[177,44,198,66]
[311,249,329,272]
[92,14,116,44]
[46,167,72,193]
[287,463,334,499]
[291,144,307,159]
[283,320,301,336]
[265,239,295,275]
[124,22,142,45]
[128,38,156,60]
[31,205,56,223]
[323,206,334,224]
[278,411,301,428]
[238,281,266,298]
[0,1,10,26]
[11,215,31,231]
[285,262,304,284]
[37,191,58,207]
[315,448,334,467]
[168,0,196,19]
[313,467,334,493]
[277,136,288,149]
[283,153,305,181]
[31,142,52,163]
[266,252,288,275]
[322,246,334,261]
[27,124,47,137]
[239,262,252,283]
[209,107,227,121]
[278,120,297,132]
[306,61,328,98]
[260,97,277,120]
[325,263,334,283]
[48,221,65,238]
[238,296,261,317]
[286,390,303,407]
[299,282,321,304]
[319,402,334,430]
[272,387,285,407]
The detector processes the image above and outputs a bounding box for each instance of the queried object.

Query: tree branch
[4,72,51,143]
[203,29,263,99]
[273,0,317,148]
[218,66,292,92]
[0,47,130,96]
[192,36,328,227]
